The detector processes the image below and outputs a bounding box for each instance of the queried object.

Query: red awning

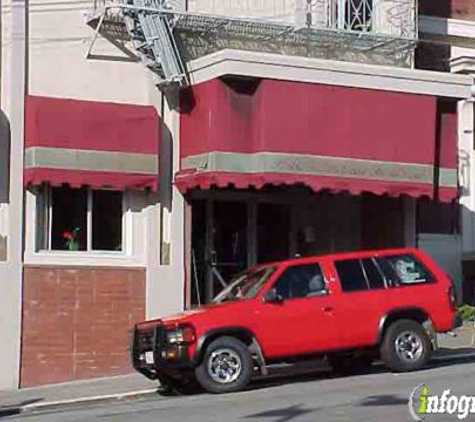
[24,95,159,190]
[177,78,458,202]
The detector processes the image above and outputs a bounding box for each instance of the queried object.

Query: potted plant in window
[62,227,81,251]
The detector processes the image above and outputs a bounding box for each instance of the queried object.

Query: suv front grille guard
[130,324,165,380]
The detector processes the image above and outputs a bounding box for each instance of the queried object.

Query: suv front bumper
[130,325,193,380]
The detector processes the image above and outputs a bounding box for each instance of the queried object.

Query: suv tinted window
[362,258,386,290]
[376,254,435,286]
[335,259,368,292]
[335,258,387,292]
[273,264,326,300]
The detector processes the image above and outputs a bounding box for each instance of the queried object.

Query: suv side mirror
[263,288,283,304]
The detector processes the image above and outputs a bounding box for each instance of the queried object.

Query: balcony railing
[186,0,416,39]
[87,0,418,86]
[92,0,416,39]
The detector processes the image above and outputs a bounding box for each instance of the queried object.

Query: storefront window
[38,185,124,252]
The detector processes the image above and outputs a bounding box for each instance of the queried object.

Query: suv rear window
[376,254,435,286]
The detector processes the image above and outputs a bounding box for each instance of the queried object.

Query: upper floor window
[37,185,124,252]
[335,0,373,32]
[273,264,326,299]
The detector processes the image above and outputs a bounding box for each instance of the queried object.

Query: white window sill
[24,251,146,268]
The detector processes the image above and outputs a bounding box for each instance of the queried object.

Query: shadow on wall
[0,109,10,204]
[0,109,11,261]
[416,14,450,72]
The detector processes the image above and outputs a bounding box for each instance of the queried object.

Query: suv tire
[157,372,198,395]
[380,319,432,372]
[195,336,253,394]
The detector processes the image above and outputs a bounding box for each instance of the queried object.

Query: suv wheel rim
[207,348,242,384]
[394,331,423,362]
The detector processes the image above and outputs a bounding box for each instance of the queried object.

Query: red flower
[62,231,73,240]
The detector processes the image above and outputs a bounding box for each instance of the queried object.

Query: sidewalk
[1,324,474,416]
[436,321,475,358]
[0,373,158,416]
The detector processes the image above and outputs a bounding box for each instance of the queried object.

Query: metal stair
[120,0,187,87]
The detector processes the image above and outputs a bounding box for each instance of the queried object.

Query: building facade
[0,0,474,389]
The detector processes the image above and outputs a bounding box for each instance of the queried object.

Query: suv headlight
[166,325,195,344]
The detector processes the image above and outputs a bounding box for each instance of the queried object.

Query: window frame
[335,0,373,32]
[40,185,126,254]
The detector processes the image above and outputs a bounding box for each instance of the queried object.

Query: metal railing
[92,0,416,39]
[87,0,418,86]
[185,0,416,39]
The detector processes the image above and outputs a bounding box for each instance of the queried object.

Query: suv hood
[136,301,248,330]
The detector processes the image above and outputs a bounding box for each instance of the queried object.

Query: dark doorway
[191,199,207,305]
[190,197,294,305]
[210,201,248,299]
[361,195,404,249]
[257,203,291,264]
[190,199,249,305]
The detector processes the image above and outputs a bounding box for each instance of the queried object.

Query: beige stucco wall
[28,0,150,104]
[0,0,187,389]
[26,0,186,318]
[0,0,25,389]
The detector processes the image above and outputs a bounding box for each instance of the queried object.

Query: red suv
[131,248,459,394]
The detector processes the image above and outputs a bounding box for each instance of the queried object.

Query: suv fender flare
[193,327,266,371]
[377,307,433,344]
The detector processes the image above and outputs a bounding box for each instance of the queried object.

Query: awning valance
[177,78,458,202]
[24,95,159,190]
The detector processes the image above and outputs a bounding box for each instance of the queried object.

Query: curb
[6,388,158,415]
[432,351,475,361]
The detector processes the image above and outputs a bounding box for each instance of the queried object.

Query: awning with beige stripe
[177,78,459,202]
[24,96,159,190]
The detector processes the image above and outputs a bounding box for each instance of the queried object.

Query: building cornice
[187,49,473,98]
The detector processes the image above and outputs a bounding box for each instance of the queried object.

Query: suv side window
[335,258,387,292]
[362,258,386,290]
[273,264,326,300]
[335,259,368,292]
[376,254,435,286]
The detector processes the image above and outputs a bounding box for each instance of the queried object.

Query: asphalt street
[5,357,475,422]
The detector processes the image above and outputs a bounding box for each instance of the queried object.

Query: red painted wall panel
[420,0,475,20]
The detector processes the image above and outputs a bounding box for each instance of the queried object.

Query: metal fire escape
[120,0,187,86]
[85,0,418,88]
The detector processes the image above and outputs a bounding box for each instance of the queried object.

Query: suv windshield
[213,266,276,303]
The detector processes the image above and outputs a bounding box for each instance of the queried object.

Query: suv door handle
[322,306,333,313]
